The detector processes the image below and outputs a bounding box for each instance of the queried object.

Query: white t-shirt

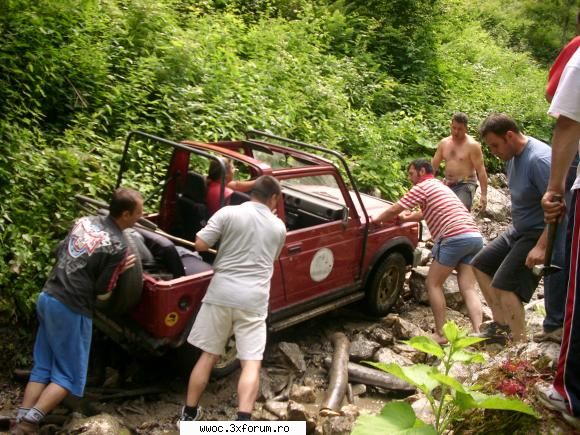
[548,47,580,190]
[197,201,286,315]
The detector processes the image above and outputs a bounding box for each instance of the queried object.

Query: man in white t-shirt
[536,46,580,429]
[179,175,286,423]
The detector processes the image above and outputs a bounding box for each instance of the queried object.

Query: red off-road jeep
[78,130,420,377]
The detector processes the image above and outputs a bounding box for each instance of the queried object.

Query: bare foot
[432,333,448,345]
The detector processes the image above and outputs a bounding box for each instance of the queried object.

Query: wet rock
[264,400,288,420]
[260,369,289,400]
[290,385,316,404]
[368,327,394,346]
[489,173,508,189]
[373,348,413,366]
[524,299,546,331]
[65,413,130,435]
[320,415,355,435]
[349,334,381,362]
[392,342,426,364]
[279,342,307,373]
[382,313,399,328]
[410,266,430,304]
[288,401,317,432]
[417,248,432,266]
[410,396,435,426]
[520,341,561,369]
[287,401,308,420]
[350,384,367,397]
[340,404,359,419]
[390,315,426,340]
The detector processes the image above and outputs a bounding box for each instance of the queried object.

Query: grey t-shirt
[196,201,286,315]
[506,136,551,233]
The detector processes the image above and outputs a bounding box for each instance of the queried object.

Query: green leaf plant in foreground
[352,321,538,435]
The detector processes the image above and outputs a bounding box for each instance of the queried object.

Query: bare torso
[437,135,480,182]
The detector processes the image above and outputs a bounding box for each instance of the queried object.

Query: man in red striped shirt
[375,159,483,344]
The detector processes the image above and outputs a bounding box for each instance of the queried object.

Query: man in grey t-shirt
[472,114,557,343]
[179,175,286,423]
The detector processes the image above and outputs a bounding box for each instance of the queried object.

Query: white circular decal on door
[310,248,334,282]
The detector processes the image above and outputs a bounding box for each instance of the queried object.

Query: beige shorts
[187,303,267,360]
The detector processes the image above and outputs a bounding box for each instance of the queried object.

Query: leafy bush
[0,0,558,320]
[352,322,538,435]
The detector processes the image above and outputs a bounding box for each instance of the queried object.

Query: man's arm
[472,144,488,211]
[228,179,256,193]
[525,226,549,268]
[542,115,580,222]
[195,235,211,252]
[400,210,423,222]
[375,203,405,224]
[431,141,444,176]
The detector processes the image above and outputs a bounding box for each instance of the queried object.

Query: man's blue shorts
[29,292,92,397]
[432,232,483,268]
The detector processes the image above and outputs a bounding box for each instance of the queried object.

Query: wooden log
[324,357,415,392]
[320,332,350,416]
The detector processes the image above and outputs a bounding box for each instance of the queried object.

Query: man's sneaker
[533,327,563,344]
[535,382,568,413]
[10,420,39,435]
[474,322,511,344]
[177,406,203,429]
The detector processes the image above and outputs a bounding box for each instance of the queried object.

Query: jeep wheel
[366,252,406,316]
[211,335,240,378]
[171,337,240,379]
[96,230,144,316]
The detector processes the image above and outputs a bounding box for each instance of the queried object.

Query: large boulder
[476,184,511,223]
[410,268,475,313]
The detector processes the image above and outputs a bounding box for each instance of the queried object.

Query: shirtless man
[432,112,488,211]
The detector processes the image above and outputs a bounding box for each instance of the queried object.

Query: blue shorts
[432,233,483,267]
[29,292,92,397]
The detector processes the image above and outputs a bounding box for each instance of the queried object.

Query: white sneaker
[535,383,568,413]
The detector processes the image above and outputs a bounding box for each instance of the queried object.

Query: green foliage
[352,322,538,435]
[0,0,560,320]
[465,0,579,65]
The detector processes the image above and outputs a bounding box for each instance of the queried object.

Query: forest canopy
[0,0,576,320]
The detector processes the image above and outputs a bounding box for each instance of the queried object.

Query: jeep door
[276,173,362,306]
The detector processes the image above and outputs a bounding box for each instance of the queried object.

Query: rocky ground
[1,178,578,434]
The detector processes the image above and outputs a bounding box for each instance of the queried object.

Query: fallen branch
[324,357,415,393]
[320,332,350,416]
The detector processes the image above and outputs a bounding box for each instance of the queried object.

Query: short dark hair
[208,158,232,182]
[109,188,142,218]
[452,112,468,126]
[408,159,434,174]
[251,175,281,202]
[479,113,521,137]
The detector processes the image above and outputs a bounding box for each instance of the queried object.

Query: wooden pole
[320,332,350,416]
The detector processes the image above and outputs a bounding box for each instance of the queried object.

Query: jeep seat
[173,171,209,241]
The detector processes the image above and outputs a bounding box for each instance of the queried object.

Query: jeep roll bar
[116,131,228,209]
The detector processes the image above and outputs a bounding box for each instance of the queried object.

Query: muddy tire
[211,335,240,378]
[96,230,143,316]
[171,337,240,379]
[366,252,406,316]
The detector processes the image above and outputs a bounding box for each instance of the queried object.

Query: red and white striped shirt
[397,178,480,241]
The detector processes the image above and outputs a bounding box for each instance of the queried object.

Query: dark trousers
[555,190,580,415]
